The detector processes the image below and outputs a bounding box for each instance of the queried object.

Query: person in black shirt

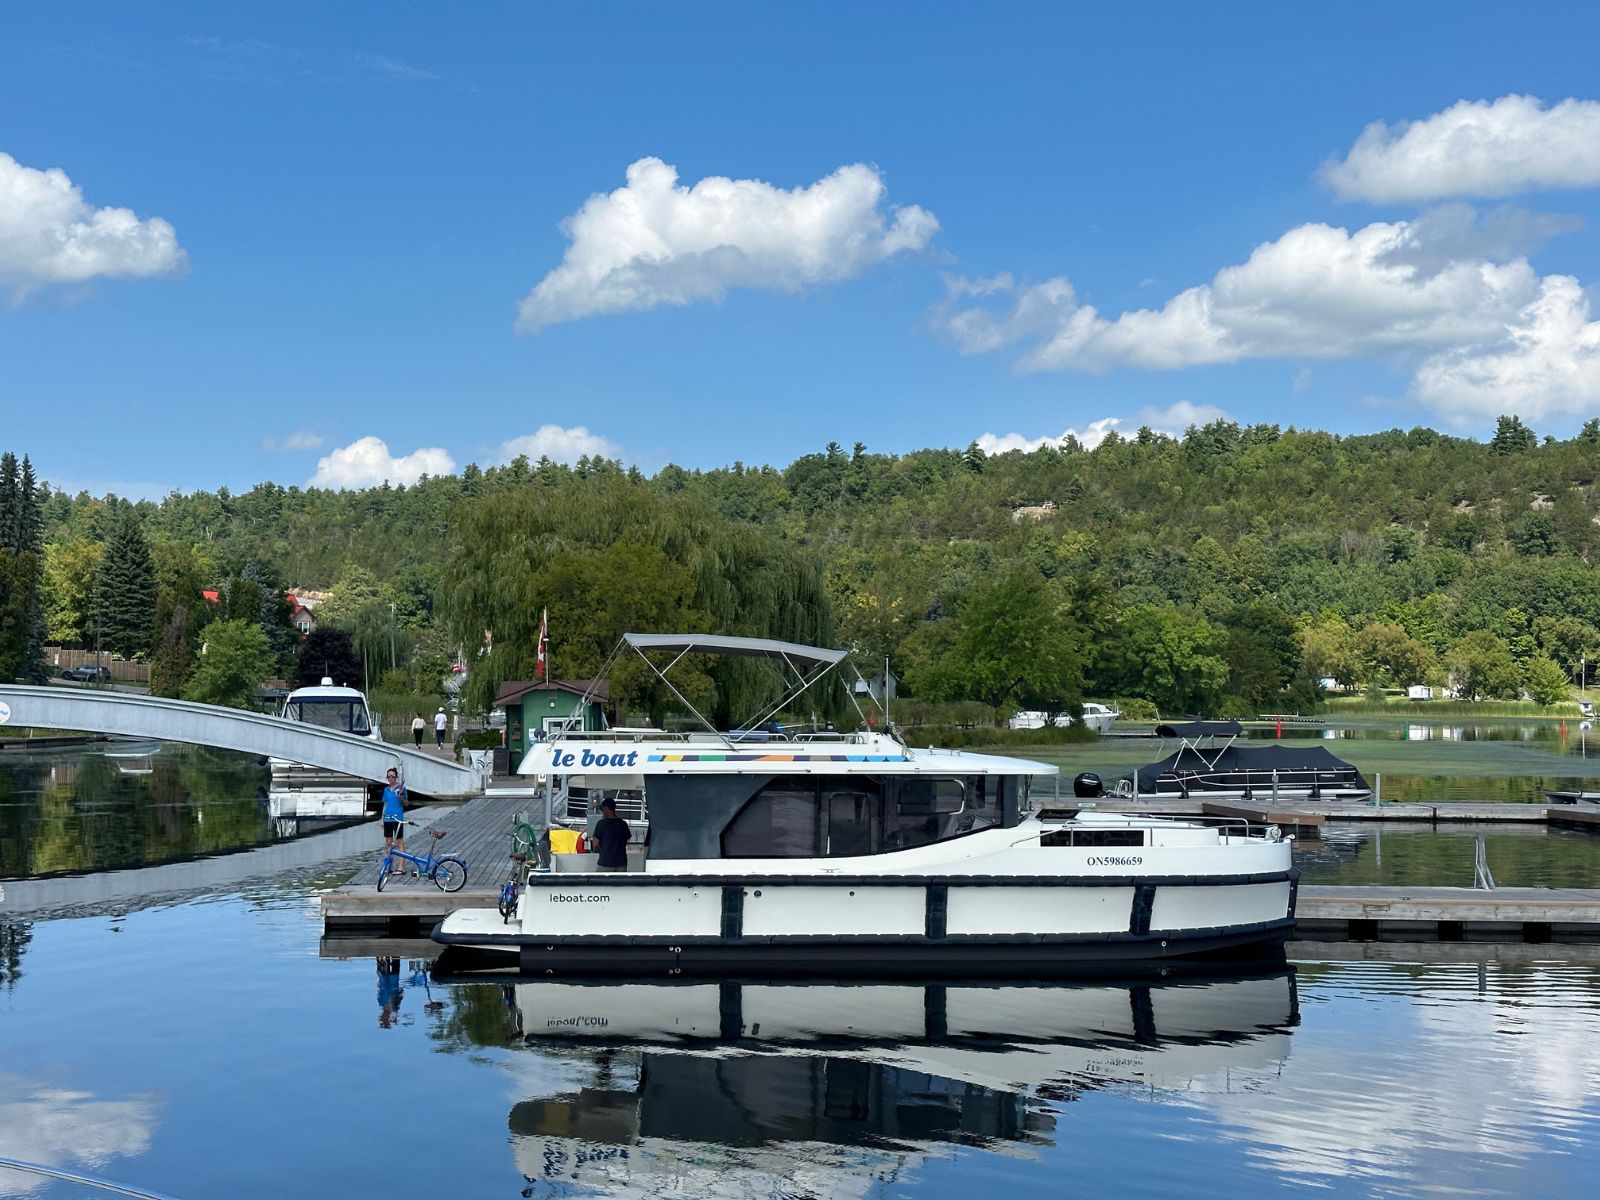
[592,798,630,872]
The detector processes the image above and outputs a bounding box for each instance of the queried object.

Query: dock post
[1375,773,1381,808]
[1272,769,1279,803]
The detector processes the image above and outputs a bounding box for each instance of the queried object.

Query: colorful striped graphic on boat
[647,753,907,763]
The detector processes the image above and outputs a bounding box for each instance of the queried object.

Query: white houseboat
[434,635,1297,975]
[269,677,384,819]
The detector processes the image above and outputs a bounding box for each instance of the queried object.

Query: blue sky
[5,3,1600,496]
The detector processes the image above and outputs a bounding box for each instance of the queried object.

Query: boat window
[721,783,819,858]
[286,699,370,736]
[883,778,1000,849]
[826,788,879,857]
[951,777,1003,835]
[1064,829,1145,847]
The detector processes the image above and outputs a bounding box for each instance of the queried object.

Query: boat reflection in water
[483,972,1298,1194]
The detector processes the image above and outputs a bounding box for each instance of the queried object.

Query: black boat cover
[1121,742,1369,794]
[1154,720,1244,738]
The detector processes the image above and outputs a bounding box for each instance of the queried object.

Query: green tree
[1489,414,1537,455]
[1221,601,1300,707]
[1101,605,1228,716]
[1354,622,1442,687]
[1298,613,1358,688]
[94,511,156,659]
[182,619,273,709]
[0,452,47,683]
[1523,656,1571,706]
[294,627,365,690]
[910,567,1086,719]
[42,537,104,642]
[1444,631,1520,700]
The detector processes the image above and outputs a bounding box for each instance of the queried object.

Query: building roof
[493,678,611,707]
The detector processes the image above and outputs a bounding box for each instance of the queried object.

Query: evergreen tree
[94,511,157,659]
[17,457,47,682]
[0,453,46,681]
[294,627,365,690]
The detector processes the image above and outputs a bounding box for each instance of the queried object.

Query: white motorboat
[1009,702,1119,733]
[269,677,384,817]
[434,635,1297,974]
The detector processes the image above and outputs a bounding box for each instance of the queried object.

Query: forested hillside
[10,414,1600,720]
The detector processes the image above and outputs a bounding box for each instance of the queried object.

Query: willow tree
[437,475,836,725]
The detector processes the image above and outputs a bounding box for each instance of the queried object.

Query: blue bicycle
[377,827,468,893]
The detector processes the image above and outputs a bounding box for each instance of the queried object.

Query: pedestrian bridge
[0,685,486,799]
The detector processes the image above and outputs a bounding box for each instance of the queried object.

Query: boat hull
[434,869,1297,977]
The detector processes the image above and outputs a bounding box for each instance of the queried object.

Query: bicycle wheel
[432,855,468,893]
[376,855,393,892]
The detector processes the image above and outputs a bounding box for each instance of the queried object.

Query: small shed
[493,679,611,763]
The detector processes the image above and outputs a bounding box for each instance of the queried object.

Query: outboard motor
[1073,772,1104,799]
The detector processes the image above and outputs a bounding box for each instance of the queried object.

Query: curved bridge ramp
[0,685,485,799]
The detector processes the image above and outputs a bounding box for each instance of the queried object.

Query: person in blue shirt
[381,767,407,866]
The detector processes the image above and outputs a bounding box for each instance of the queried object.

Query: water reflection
[0,1074,159,1198]
[0,744,366,878]
[448,974,1299,1195]
[1294,821,1600,888]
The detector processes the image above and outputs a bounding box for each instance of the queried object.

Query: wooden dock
[323,786,537,936]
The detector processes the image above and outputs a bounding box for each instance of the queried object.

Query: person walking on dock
[381,768,407,868]
[593,798,630,872]
[434,708,447,748]
[411,713,425,748]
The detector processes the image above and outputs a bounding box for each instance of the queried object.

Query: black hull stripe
[435,921,1295,977]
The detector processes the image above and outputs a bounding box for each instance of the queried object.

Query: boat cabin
[280,677,377,739]
[521,732,1051,862]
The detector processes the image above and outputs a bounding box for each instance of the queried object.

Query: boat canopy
[623,632,848,666]
[1123,742,1367,794]
[1155,719,1244,738]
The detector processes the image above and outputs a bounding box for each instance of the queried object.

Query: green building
[492,678,611,764]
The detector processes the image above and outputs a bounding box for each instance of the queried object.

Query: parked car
[61,665,111,683]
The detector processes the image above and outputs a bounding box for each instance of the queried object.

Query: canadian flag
[535,608,548,680]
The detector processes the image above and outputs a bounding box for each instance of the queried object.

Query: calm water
[2,879,1600,1198]
[4,743,1600,1196]
[0,744,360,879]
[1293,822,1600,889]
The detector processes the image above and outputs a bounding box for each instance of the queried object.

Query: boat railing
[1018,812,1285,845]
[1112,764,1367,800]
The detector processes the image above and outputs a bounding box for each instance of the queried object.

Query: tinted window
[827,787,879,857]
[722,784,818,857]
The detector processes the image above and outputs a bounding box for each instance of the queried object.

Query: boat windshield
[284,698,372,736]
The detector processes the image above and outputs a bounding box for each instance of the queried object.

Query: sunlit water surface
[2,874,1599,1199]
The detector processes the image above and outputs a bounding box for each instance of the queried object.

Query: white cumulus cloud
[935,208,1600,426]
[1411,274,1600,422]
[516,156,938,332]
[977,417,1122,455]
[1020,217,1537,372]
[0,151,187,295]
[495,424,622,465]
[309,437,455,489]
[1321,95,1600,203]
[977,403,1227,457]
[262,429,324,453]
[931,273,1078,354]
